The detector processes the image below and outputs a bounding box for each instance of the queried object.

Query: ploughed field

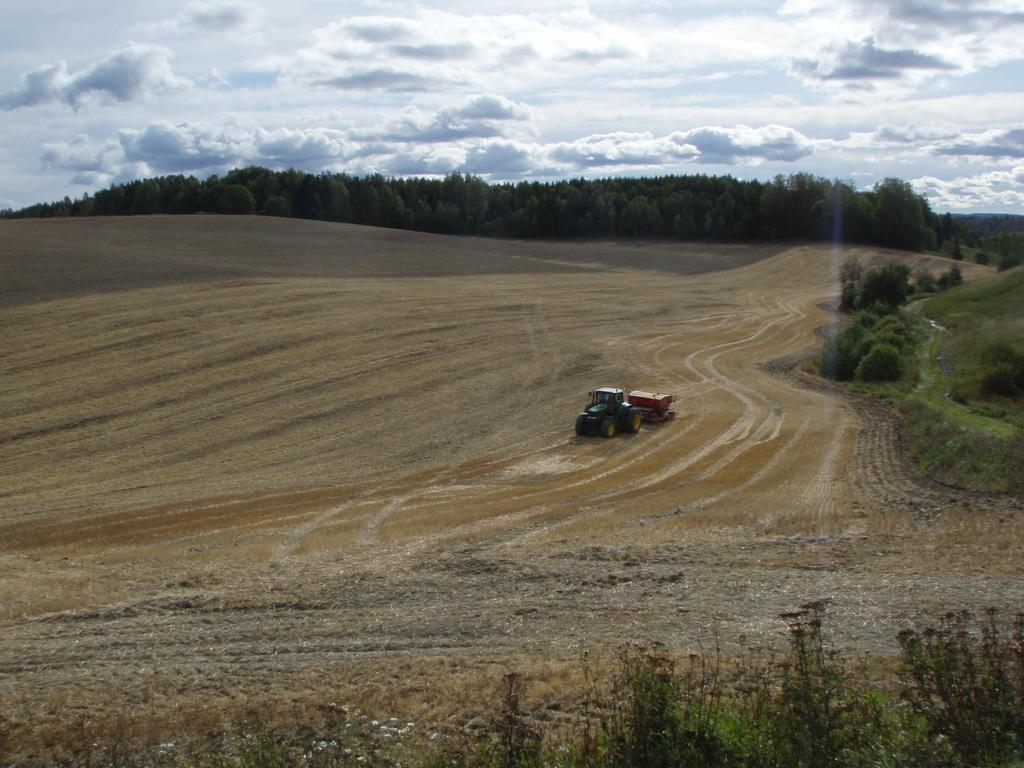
[0,216,1020,748]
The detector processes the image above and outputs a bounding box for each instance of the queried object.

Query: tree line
[2,168,954,252]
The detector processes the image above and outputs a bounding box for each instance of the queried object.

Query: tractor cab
[590,388,625,408]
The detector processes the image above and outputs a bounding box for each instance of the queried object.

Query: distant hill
[951,213,1024,235]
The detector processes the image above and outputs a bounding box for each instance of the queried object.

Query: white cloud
[933,127,1024,159]
[673,125,815,163]
[781,0,1024,96]
[357,95,538,143]
[912,166,1024,211]
[177,1,260,33]
[41,135,122,172]
[792,36,954,83]
[38,103,817,184]
[0,44,189,110]
[281,8,647,94]
[549,132,698,168]
[119,122,252,172]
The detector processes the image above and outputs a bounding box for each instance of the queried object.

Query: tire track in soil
[377,282,838,553]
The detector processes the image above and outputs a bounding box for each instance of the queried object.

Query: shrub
[856,343,903,381]
[998,252,1023,272]
[897,610,1024,766]
[823,310,919,382]
[977,339,1024,398]
[938,264,963,290]
[839,258,863,312]
[981,362,1022,397]
[823,323,868,380]
[854,308,883,328]
[776,602,847,764]
[914,269,938,294]
[858,263,911,308]
[839,281,858,313]
[872,312,915,335]
[867,329,910,352]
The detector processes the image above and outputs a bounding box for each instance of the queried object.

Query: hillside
[0,217,1019,763]
[927,264,1024,330]
[0,215,769,308]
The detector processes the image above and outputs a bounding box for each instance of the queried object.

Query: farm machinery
[574,387,676,437]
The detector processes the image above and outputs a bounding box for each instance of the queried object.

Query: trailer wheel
[575,414,587,436]
[600,418,616,438]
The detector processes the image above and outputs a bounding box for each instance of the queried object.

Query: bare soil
[0,217,1019,757]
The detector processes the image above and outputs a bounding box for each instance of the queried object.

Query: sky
[2,0,1024,214]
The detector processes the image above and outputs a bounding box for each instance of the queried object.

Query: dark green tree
[218,184,257,214]
[859,263,912,308]
[873,178,928,251]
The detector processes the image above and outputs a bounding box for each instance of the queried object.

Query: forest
[0,168,1000,256]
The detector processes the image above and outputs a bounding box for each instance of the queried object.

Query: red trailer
[627,390,677,423]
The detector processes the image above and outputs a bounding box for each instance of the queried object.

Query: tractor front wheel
[600,418,616,438]
[575,414,587,436]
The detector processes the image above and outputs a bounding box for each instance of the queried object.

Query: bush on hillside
[914,269,938,294]
[867,329,911,353]
[856,343,903,381]
[998,252,1023,271]
[839,257,863,312]
[978,339,1024,397]
[938,264,963,290]
[872,312,918,342]
[858,263,912,308]
[823,309,919,382]
[823,323,867,380]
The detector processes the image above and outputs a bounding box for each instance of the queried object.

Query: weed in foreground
[898,608,1024,766]
[8,608,1024,767]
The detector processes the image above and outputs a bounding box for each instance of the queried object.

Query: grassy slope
[906,267,1024,492]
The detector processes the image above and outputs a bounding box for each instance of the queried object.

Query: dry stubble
[0,217,1019,756]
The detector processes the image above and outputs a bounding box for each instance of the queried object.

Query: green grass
[909,314,1016,439]
[901,398,1024,493]
[926,264,1024,332]
[902,272,1024,490]
[826,267,1024,493]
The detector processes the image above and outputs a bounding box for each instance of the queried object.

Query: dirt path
[0,220,1019,753]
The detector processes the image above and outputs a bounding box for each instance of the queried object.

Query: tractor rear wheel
[575,414,587,436]
[600,418,616,438]
[618,406,641,433]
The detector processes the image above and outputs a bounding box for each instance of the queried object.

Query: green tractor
[574,387,643,437]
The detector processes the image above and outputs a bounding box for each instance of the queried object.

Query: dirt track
[0,217,1020,751]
